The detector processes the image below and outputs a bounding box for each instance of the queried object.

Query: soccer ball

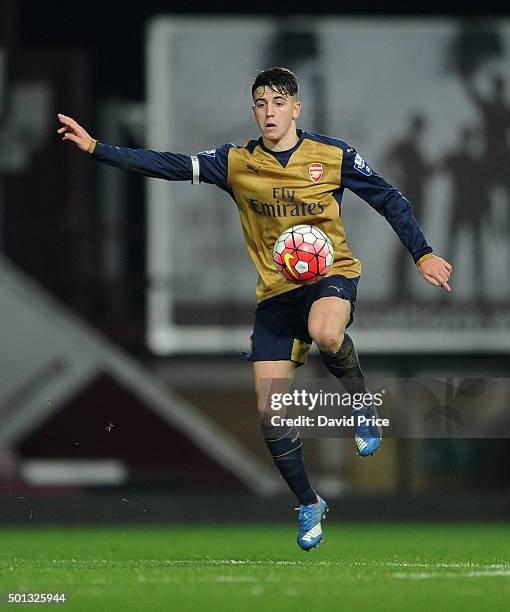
[273,224,334,284]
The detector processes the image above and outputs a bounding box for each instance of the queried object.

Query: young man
[58,67,452,551]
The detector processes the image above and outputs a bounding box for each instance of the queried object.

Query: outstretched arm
[57,114,232,187]
[57,113,193,180]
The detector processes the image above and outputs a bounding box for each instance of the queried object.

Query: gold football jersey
[92,129,433,303]
[226,136,361,302]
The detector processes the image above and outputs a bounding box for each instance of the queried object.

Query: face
[252,86,301,144]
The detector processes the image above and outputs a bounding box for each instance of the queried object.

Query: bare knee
[310,328,344,354]
[308,297,350,355]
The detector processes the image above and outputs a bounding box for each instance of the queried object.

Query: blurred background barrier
[0,7,509,523]
[0,256,281,497]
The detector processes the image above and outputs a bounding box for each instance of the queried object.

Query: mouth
[265,123,277,130]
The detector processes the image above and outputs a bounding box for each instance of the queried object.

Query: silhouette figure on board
[438,126,490,303]
[384,114,432,300]
[463,74,510,235]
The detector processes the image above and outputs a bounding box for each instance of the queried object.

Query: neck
[262,128,299,152]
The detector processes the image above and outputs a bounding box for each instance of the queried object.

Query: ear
[292,101,302,121]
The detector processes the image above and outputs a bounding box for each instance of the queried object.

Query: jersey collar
[257,129,306,167]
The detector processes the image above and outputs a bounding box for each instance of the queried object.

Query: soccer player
[57,67,452,550]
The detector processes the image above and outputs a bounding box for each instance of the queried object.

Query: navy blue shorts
[245,275,359,366]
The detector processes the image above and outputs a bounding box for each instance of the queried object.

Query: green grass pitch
[1,523,509,611]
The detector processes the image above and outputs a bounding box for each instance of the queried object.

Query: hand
[417,255,452,292]
[57,114,93,152]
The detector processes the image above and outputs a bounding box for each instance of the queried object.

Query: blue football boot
[353,401,382,457]
[296,495,328,551]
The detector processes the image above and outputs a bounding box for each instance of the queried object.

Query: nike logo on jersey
[246,164,260,176]
[327,285,344,293]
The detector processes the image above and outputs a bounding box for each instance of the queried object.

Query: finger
[57,126,70,134]
[444,261,453,272]
[62,133,79,144]
[424,274,441,287]
[432,273,451,291]
[57,113,71,125]
[433,265,451,281]
[57,113,79,129]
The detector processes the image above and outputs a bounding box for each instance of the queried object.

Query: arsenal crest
[308,163,324,183]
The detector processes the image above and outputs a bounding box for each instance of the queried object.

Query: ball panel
[294,260,309,274]
[297,242,316,255]
[273,251,283,265]
[310,225,326,239]
[297,250,315,263]
[313,239,327,255]
[292,232,304,248]
[303,232,317,245]
[307,256,319,276]
[316,254,326,275]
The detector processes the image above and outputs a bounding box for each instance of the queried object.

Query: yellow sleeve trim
[416,252,434,266]
[87,138,97,154]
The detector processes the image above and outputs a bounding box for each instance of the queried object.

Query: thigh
[253,360,297,417]
[303,274,359,343]
[307,296,351,343]
[248,291,312,366]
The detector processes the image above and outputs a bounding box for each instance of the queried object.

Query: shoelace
[294,504,320,533]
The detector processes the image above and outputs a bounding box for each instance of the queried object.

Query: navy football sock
[260,420,316,505]
[320,333,367,397]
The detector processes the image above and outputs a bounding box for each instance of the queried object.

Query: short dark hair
[251,67,298,99]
